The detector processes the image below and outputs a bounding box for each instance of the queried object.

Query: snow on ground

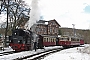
[42,44,90,60]
[81,44,90,54]
[0,46,14,53]
[0,44,90,60]
[0,46,62,60]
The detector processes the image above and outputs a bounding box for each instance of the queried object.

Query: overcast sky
[24,0,90,29]
[0,0,90,29]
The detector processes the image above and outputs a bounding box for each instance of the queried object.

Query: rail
[0,51,16,56]
[14,48,63,60]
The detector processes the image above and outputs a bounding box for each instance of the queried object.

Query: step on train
[9,29,84,51]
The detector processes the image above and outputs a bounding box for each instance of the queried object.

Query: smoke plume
[25,0,41,29]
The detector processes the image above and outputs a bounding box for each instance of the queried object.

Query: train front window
[11,40,24,44]
[18,40,23,44]
[11,39,18,43]
[12,29,25,36]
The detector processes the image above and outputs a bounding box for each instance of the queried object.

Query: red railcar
[58,35,81,47]
[43,35,57,46]
[80,38,84,45]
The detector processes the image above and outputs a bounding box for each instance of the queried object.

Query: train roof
[60,35,81,39]
[13,29,33,34]
[41,35,57,38]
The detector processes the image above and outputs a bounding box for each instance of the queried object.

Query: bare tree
[1,0,30,29]
[0,0,30,47]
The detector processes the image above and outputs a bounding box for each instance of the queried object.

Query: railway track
[14,48,63,60]
[0,51,16,56]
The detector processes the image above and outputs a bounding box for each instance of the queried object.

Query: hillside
[0,27,90,44]
[59,27,90,44]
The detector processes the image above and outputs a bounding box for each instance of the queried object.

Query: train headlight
[15,33,16,35]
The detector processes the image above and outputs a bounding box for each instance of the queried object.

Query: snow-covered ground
[0,46,14,53]
[42,44,90,60]
[0,46,62,60]
[0,44,90,60]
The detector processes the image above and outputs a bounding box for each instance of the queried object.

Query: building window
[55,29,57,33]
[50,28,52,33]
[52,22,55,25]
[43,28,46,33]
[36,28,41,32]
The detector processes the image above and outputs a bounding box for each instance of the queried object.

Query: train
[42,35,84,47]
[9,29,84,51]
[9,29,43,51]
[58,35,84,48]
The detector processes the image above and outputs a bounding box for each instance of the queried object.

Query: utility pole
[72,24,76,37]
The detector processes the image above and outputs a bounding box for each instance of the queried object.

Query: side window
[48,38,49,42]
[71,38,75,41]
[53,38,54,42]
[47,38,48,42]
[54,39,55,42]
[52,38,54,42]
[71,38,73,41]
[50,38,52,42]
[77,39,79,41]
[43,38,46,42]
[67,38,69,41]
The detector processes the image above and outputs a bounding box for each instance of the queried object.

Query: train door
[56,38,59,46]
[38,35,43,49]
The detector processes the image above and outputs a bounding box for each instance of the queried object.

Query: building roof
[36,19,61,27]
[49,19,61,27]
[36,20,48,25]
[37,20,47,23]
